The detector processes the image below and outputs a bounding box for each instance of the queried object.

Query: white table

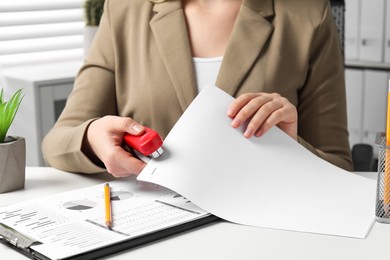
[0,167,388,260]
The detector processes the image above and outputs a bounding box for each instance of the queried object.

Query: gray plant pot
[0,136,26,193]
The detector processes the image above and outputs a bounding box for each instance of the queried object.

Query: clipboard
[0,177,218,260]
[0,215,219,260]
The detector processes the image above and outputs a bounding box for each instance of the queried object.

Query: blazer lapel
[216,0,275,97]
[150,0,197,112]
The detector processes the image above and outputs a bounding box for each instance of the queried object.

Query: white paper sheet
[138,85,377,239]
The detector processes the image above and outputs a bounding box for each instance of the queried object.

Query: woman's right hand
[84,116,147,177]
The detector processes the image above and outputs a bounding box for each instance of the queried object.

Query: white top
[192,56,223,92]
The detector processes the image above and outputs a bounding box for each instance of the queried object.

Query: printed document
[0,176,208,259]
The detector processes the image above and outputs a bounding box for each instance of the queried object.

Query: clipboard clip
[0,223,41,254]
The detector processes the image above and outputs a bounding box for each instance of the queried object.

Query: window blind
[0,0,85,67]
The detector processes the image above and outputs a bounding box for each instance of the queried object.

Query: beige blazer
[42,0,353,173]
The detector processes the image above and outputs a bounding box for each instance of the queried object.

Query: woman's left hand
[227,92,298,140]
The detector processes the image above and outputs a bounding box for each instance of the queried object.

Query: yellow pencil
[104,183,113,229]
[385,80,390,207]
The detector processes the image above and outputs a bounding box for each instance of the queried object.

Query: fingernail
[244,128,253,138]
[132,124,144,134]
[231,118,240,127]
[227,108,235,117]
[255,129,263,137]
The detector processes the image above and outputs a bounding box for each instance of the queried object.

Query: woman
[42,0,353,176]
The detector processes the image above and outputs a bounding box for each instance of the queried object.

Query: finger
[244,101,283,138]
[105,146,146,177]
[231,95,271,128]
[107,116,145,135]
[255,106,293,137]
[227,93,259,118]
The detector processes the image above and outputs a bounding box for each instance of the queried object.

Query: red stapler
[123,127,163,158]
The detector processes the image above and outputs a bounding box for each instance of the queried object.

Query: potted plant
[83,0,105,56]
[0,88,25,193]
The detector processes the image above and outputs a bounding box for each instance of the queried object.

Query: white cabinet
[385,0,390,63]
[39,82,74,138]
[345,0,390,164]
[359,0,386,62]
[345,0,361,60]
[346,0,388,62]
[1,61,81,166]
[345,69,364,146]
[345,68,389,155]
[362,70,388,148]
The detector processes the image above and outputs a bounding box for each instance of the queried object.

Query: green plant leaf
[0,88,24,143]
[0,89,4,105]
[84,0,105,26]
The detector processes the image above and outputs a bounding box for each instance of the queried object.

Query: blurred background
[0,0,388,172]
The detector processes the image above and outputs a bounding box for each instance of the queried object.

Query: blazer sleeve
[41,0,116,173]
[297,1,353,171]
